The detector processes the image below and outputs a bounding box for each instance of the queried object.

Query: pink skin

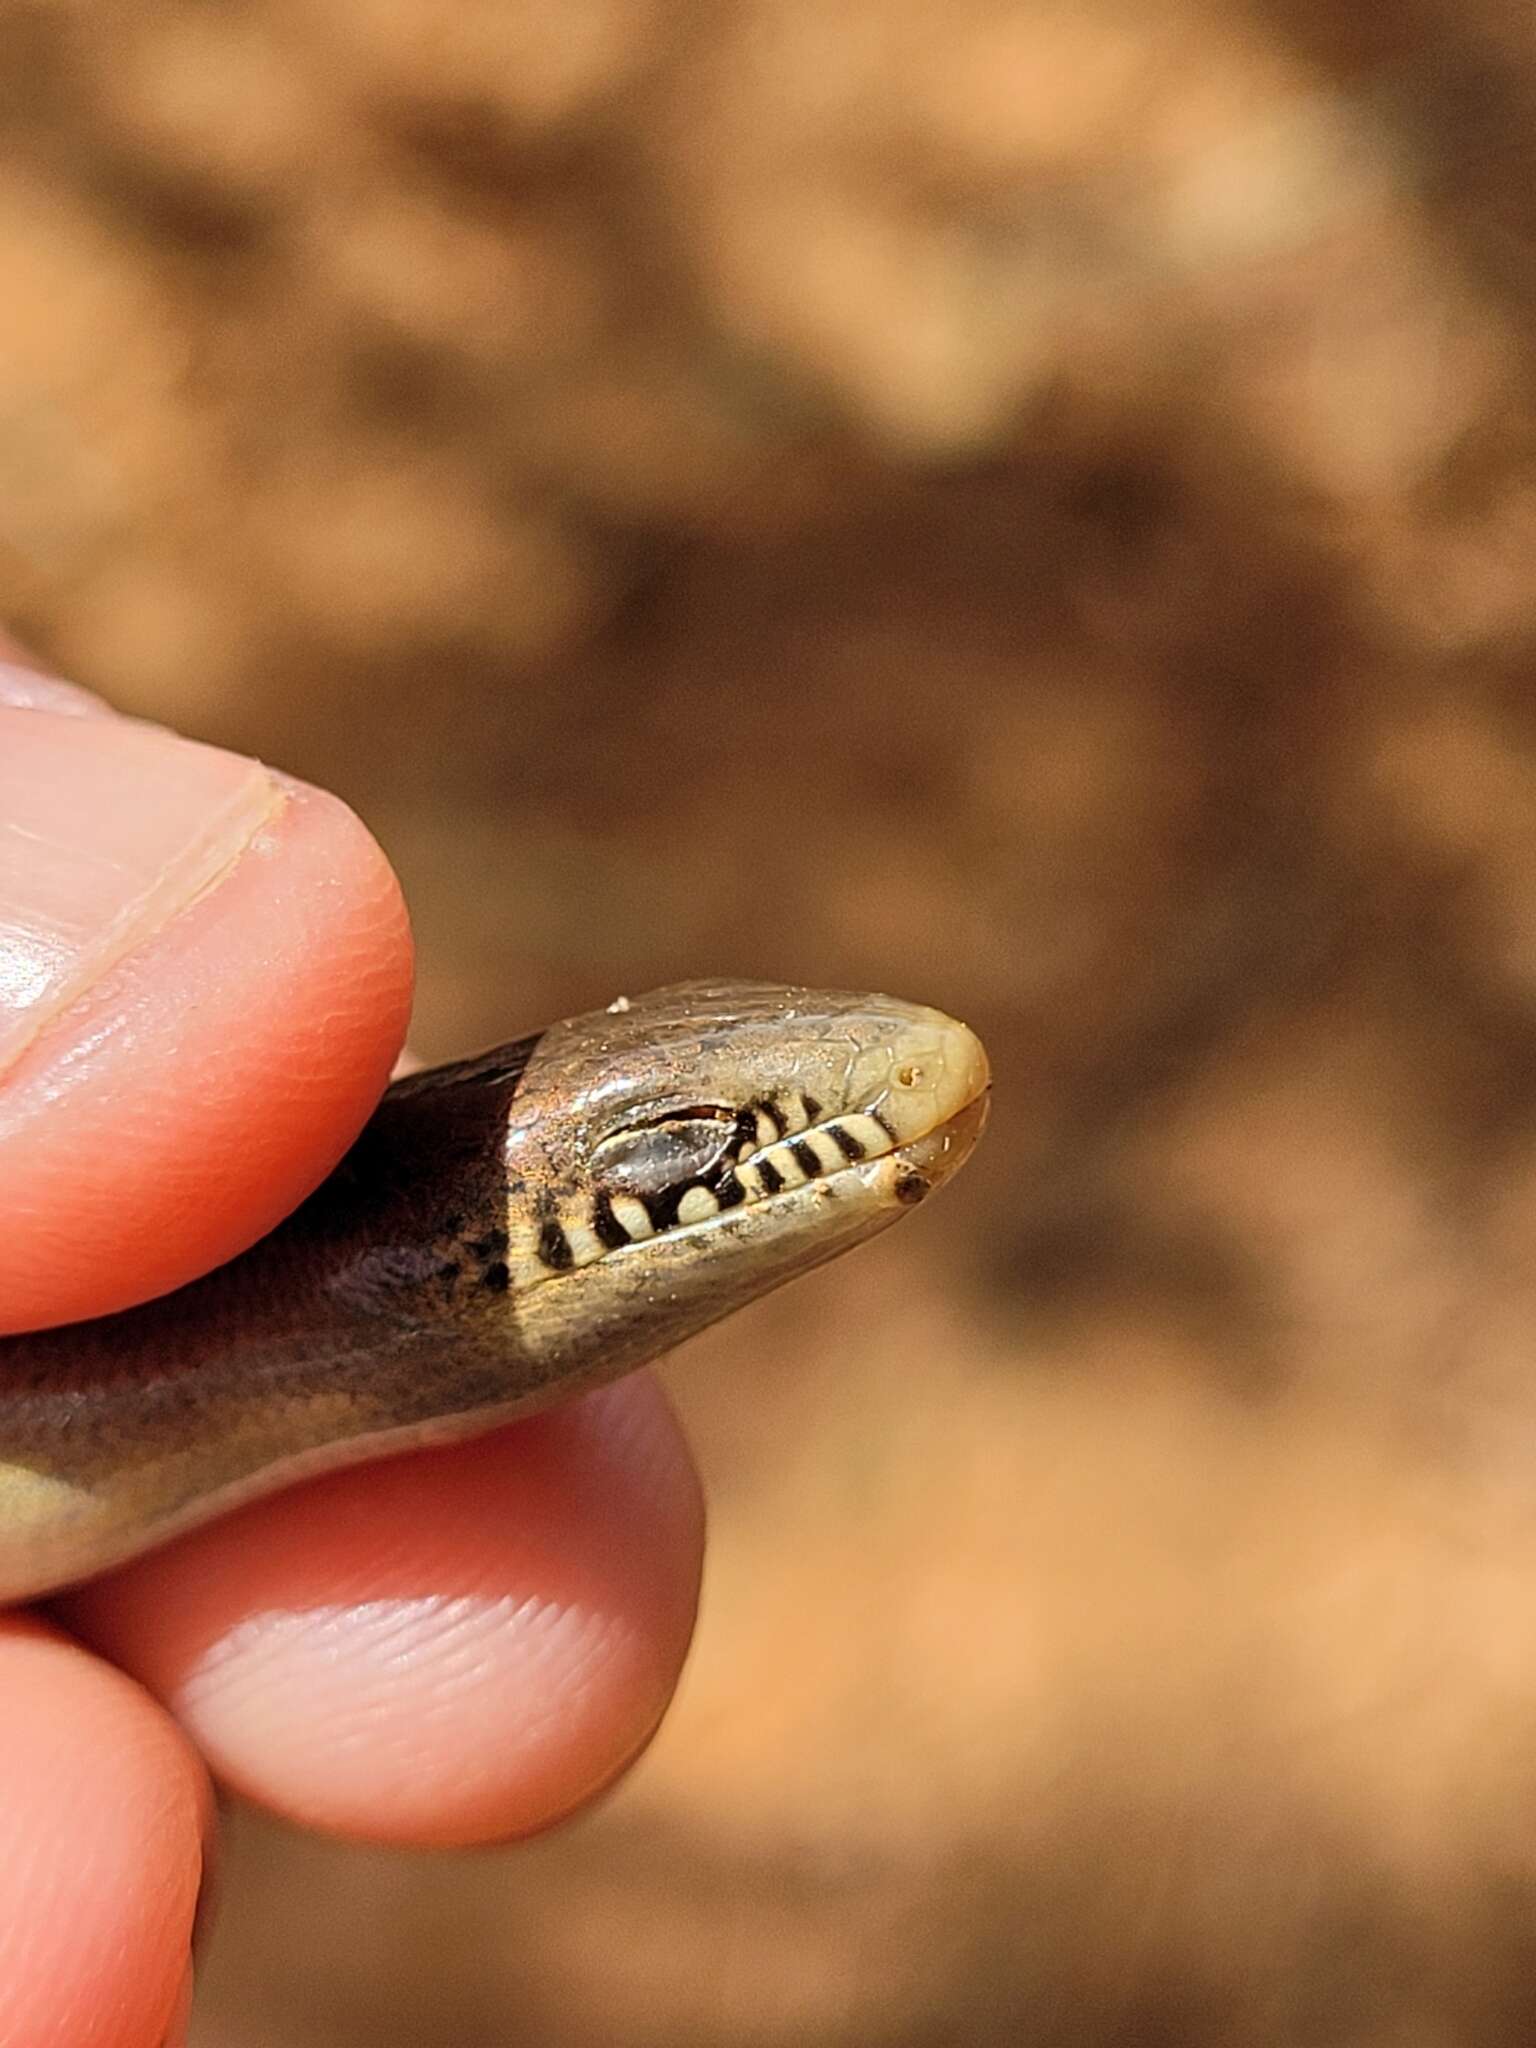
[0,718,414,1332]
[0,651,705,2044]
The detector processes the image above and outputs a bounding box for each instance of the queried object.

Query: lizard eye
[594,1113,735,1198]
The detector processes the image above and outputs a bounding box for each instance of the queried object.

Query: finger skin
[0,1616,209,2048]
[0,663,112,717]
[0,744,414,1334]
[61,1373,706,1847]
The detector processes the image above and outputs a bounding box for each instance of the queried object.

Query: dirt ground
[9,1,1536,2041]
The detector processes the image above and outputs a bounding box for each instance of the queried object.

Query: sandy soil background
[9,1,1536,2041]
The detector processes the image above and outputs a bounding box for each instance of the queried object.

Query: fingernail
[0,709,282,1081]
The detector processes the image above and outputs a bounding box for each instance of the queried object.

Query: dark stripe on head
[757,1156,785,1195]
[801,1092,823,1122]
[386,1031,542,1100]
[537,1218,575,1271]
[713,1169,746,1209]
[790,1138,822,1178]
[827,1121,865,1162]
[592,1191,631,1250]
[871,1106,898,1141]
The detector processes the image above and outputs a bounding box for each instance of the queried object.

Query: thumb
[0,664,413,1334]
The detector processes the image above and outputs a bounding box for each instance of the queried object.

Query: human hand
[0,655,704,2045]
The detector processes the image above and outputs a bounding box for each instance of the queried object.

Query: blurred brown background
[8,0,1536,2041]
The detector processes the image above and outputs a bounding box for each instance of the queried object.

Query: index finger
[0,664,414,1333]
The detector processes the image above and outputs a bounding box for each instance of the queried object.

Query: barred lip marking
[564,1218,609,1266]
[761,1142,805,1187]
[592,1191,631,1250]
[537,1217,575,1271]
[534,1065,982,1278]
[677,1185,720,1225]
[754,1100,786,1144]
[611,1194,654,1240]
[839,1113,891,1155]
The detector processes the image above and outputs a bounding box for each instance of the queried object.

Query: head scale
[489,980,989,1389]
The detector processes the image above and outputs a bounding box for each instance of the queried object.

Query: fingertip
[0,1615,210,2048]
[64,1375,705,1846]
[0,730,414,1331]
